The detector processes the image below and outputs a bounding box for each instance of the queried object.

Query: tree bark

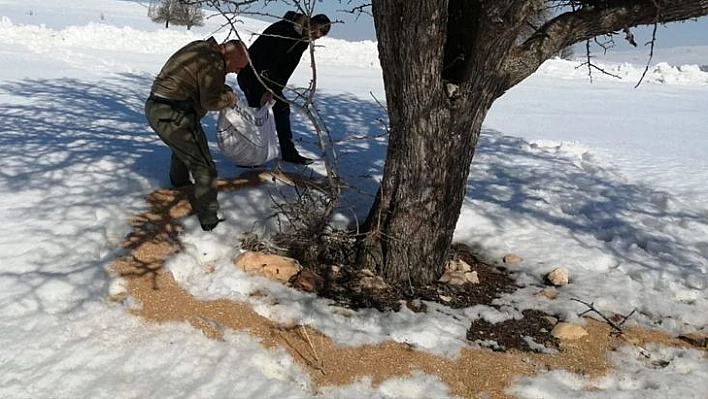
[362,0,506,286]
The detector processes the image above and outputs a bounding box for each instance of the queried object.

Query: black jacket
[238,13,310,96]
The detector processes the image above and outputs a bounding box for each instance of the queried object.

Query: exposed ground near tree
[110,173,700,398]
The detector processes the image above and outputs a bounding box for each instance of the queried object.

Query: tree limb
[504,0,708,88]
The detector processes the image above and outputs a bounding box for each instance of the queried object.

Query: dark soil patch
[307,247,517,312]
[285,241,559,353]
[466,309,560,353]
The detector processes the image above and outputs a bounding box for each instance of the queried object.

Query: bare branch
[634,1,664,88]
[571,297,637,335]
[575,58,623,81]
[504,0,708,88]
[337,2,372,18]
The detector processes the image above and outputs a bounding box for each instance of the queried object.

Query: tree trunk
[359,109,489,287]
[361,0,504,287]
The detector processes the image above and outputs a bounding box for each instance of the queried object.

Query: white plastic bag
[216,101,280,166]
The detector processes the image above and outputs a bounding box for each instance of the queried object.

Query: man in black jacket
[237,12,331,165]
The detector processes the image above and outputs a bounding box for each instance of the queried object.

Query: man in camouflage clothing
[145,38,248,231]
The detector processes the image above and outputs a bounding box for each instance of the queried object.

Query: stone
[439,270,479,286]
[503,253,523,264]
[235,251,301,283]
[289,269,324,292]
[361,276,388,290]
[464,271,480,284]
[438,294,453,302]
[537,288,558,300]
[446,259,472,273]
[546,268,570,286]
[551,322,588,340]
[446,271,468,286]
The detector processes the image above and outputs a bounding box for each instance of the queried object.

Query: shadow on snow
[470,130,707,286]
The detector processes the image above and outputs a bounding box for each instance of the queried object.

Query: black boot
[281,151,313,165]
[199,214,225,232]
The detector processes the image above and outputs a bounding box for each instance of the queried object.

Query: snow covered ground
[0,1,706,398]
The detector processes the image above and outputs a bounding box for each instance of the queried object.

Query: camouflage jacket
[150,37,233,118]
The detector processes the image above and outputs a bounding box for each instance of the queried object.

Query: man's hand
[260,91,273,106]
[227,91,238,106]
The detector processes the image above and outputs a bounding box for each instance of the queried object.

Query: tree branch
[571,297,636,335]
[503,0,708,88]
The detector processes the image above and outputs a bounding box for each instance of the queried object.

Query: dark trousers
[144,97,219,225]
[237,75,298,156]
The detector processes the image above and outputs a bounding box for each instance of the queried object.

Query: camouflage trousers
[144,96,219,226]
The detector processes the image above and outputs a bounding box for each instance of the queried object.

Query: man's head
[308,14,331,40]
[221,40,248,73]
